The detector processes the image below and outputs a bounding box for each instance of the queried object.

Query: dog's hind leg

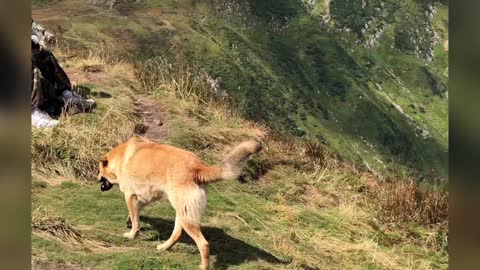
[169,185,209,268]
[123,193,140,239]
[157,214,183,251]
[182,220,209,270]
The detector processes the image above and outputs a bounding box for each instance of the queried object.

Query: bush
[374,180,448,227]
[303,140,331,167]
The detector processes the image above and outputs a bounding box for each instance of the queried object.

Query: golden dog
[97,136,263,269]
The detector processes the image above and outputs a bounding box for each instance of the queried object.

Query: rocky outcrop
[301,0,316,14]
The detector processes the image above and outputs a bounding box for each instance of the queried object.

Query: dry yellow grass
[32,208,83,245]
[375,180,448,226]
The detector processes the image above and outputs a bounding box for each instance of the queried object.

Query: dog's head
[97,155,117,192]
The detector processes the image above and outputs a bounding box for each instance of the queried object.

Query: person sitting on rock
[31,21,96,128]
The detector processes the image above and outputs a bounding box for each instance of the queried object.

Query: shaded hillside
[32,0,448,178]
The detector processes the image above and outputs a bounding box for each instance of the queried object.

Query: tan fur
[97,136,262,270]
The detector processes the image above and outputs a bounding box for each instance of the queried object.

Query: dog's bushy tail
[195,140,263,183]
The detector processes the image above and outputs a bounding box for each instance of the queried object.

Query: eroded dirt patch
[133,96,170,142]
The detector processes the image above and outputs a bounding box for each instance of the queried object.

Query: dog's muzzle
[99,177,113,191]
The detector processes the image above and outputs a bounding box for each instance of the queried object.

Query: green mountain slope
[31,1,449,268]
[32,0,447,178]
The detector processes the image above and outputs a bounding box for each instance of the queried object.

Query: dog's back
[113,137,207,197]
[115,136,262,188]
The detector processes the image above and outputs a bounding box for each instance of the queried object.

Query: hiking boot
[32,108,59,128]
[61,90,97,114]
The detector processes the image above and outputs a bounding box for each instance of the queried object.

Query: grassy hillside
[32,45,447,269]
[32,0,448,178]
[31,0,448,269]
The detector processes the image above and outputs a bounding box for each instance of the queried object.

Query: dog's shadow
[140,216,290,269]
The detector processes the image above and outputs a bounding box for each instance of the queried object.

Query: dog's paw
[156,243,169,251]
[123,231,137,239]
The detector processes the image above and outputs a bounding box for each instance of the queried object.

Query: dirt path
[67,64,170,143]
[132,95,170,142]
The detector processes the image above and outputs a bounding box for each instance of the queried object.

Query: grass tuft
[302,140,334,167]
[372,179,448,252]
[375,180,448,227]
[138,56,233,112]
[32,210,83,244]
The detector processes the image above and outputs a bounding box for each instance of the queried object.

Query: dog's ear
[98,156,108,167]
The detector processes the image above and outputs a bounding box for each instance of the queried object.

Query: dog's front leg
[123,193,139,239]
